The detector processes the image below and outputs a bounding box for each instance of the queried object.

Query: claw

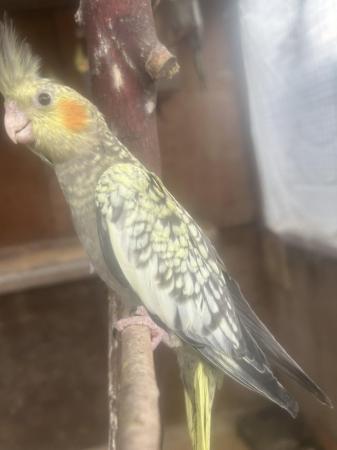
[115,307,168,350]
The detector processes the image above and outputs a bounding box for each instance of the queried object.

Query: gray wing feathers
[201,339,299,417]
[223,272,332,407]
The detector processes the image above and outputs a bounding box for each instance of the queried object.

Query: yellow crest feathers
[0,17,41,96]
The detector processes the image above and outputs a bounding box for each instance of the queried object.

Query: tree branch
[77,1,178,449]
[117,326,161,450]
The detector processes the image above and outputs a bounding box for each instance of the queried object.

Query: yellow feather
[178,347,221,450]
[0,18,40,97]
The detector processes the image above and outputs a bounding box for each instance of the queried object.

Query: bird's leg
[115,306,168,350]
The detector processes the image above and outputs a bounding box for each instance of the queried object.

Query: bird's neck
[53,134,140,203]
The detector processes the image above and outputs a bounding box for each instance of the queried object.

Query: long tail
[177,348,220,450]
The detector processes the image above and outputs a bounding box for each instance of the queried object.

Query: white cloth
[239,0,337,252]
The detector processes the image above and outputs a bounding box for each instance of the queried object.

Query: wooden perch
[77,0,179,171]
[77,1,179,449]
[117,326,161,449]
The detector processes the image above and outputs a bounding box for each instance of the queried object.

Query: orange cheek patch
[58,99,89,132]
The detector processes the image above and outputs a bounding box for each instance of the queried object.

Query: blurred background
[0,0,336,449]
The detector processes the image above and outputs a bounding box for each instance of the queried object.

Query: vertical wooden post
[76,1,179,449]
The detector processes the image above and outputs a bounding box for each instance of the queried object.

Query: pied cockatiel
[0,19,331,450]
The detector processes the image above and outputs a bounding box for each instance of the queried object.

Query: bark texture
[77,1,178,449]
[77,0,178,172]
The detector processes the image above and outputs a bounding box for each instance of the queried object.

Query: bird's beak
[4,100,34,145]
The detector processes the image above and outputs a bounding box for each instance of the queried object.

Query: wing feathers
[96,162,331,414]
[201,344,299,418]
[224,272,332,407]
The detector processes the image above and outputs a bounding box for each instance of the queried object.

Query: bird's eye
[37,92,52,106]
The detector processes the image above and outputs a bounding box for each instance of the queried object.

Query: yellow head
[0,19,107,164]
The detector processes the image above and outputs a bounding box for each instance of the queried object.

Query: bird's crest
[0,17,41,96]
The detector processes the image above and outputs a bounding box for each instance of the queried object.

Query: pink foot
[115,307,168,350]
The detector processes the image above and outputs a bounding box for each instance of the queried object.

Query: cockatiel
[0,20,331,450]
